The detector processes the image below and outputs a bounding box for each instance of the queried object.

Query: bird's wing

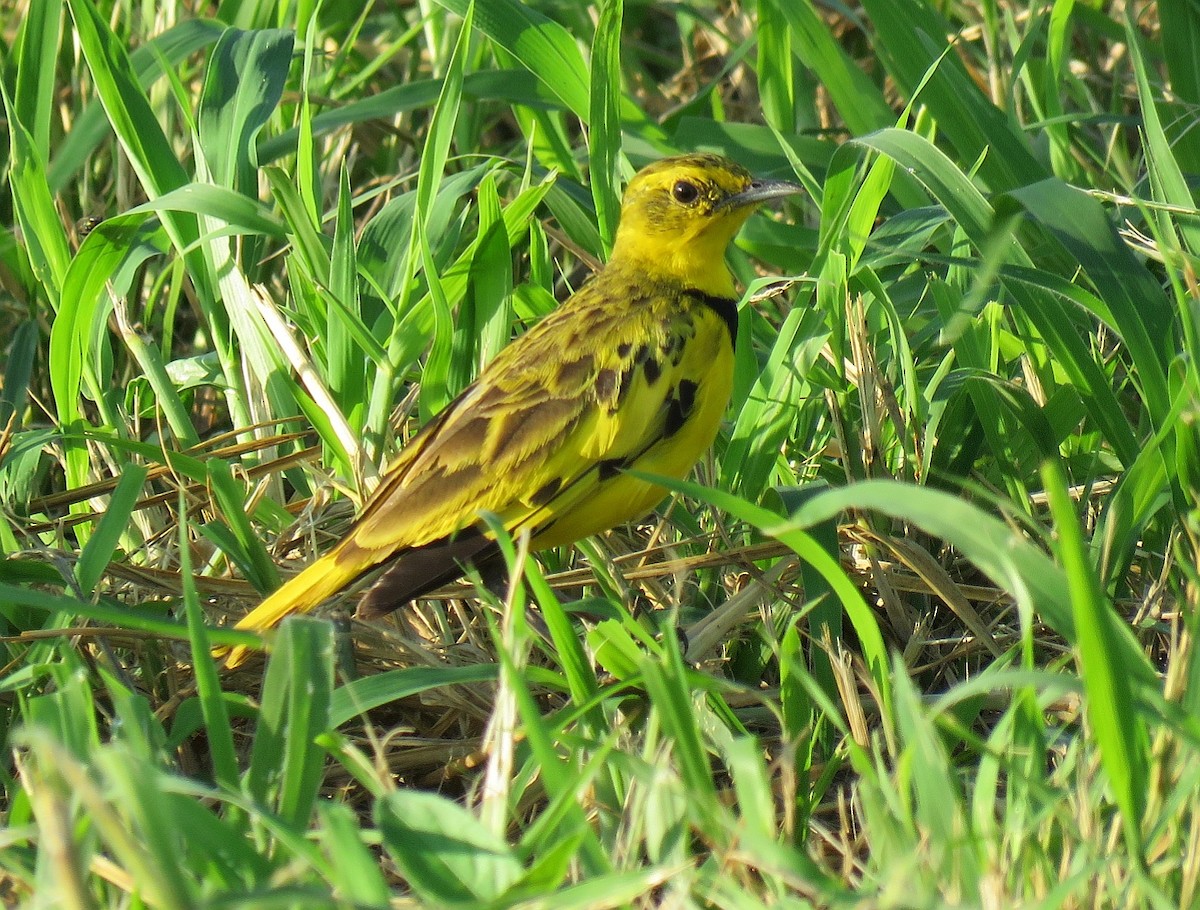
[256,274,734,624]
[348,272,724,557]
[347,274,681,555]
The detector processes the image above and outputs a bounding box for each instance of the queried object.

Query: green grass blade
[201,458,279,593]
[246,617,334,829]
[0,321,39,430]
[374,1,472,430]
[1004,178,1170,424]
[48,18,225,191]
[416,218,456,417]
[849,129,1140,467]
[468,173,516,372]
[258,69,556,163]
[178,493,239,792]
[764,0,893,136]
[1156,0,1200,173]
[11,0,62,154]
[94,748,198,909]
[376,790,523,904]
[639,472,893,717]
[74,464,147,595]
[330,664,499,726]
[588,0,623,254]
[437,0,589,117]
[64,0,191,199]
[326,165,365,433]
[722,302,828,497]
[756,0,796,134]
[859,0,1044,191]
[196,27,293,197]
[640,634,718,811]
[49,216,161,432]
[316,802,391,906]
[523,557,602,712]
[2,86,72,303]
[124,184,287,237]
[1042,459,1149,861]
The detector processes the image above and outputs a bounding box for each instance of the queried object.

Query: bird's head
[610,153,802,296]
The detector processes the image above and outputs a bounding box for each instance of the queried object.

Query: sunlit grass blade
[330,664,500,726]
[640,628,718,814]
[246,617,334,829]
[640,472,893,716]
[124,184,288,237]
[64,0,192,209]
[0,583,184,641]
[18,732,190,909]
[315,802,391,906]
[436,0,589,117]
[373,0,472,431]
[480,535,613,877]
[325,166,365,438]
[201,458,279,593]
[177,492,238,792]
[2,86,71,302]
[467,173,516,372]
[588,0,623,253]
[1155,0,1200,173]
[1042,458,1149,861]
[793,480,1059,631]
[49,217,166,439]
[47,18,225,191]
[377,790,523,904]
[722,303,828,498]
[74,464,147,595]
[259,70,555,164]
[1004,178,1170,423]
[196,27,293,197]
[11,0,61,155]
[1127,18,1200,250]
[849,128,1140,467]
[763,0,893,136]
[859,0,1043,191]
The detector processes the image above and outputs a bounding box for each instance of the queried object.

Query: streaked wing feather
[496,299,723,542]
[348,277,641,552]
[337,269,728,622]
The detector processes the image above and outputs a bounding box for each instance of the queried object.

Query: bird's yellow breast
[525,291,736,549]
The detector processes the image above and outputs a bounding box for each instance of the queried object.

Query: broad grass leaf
[436,0,589,117]
[376,790,523,904]
[197,28,293,197]
[246,617,335,829]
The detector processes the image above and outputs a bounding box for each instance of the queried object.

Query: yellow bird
[223,154,801,667]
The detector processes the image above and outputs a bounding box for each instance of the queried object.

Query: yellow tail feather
[218,550,357,668]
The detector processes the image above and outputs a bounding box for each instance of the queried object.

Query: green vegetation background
[1,0,1198,906]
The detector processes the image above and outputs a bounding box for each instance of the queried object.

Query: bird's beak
[716,177,804,211]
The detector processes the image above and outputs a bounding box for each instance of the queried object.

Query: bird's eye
[672,180,700,205]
